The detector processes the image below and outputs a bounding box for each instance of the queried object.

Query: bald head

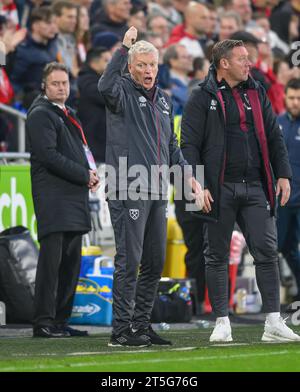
[185,2,207,19]
[184,2,210,37]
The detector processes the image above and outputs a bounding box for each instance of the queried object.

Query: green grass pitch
[0,325,300,372]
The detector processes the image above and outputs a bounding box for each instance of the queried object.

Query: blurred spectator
[89,0,102,25]
[148,0,182,27]
[147,14,170,45]
[0,57,14,150]
[218,11,242,41]
[0,0,20,29]
[254,13,289,55]
[222,0,253,28]
[167,2,210,58]
[77,47,112,163]
[277,78,300,302]
[272,58,300,114]
[271,0,300,44]
[10,6,58,107]
[72,0,93,9]
[146,32,164,63]
[274,58,300,87]
[249,26,274,69]
[91,0,131,39]
[52,1,78,77]
[92,31,121,54]
[128,4,146,34]
[90,0,144,22]
[291,14,300,43]
[188,56,210,92]
[251,0,279,17]
[18,0,51,28]
[163,43,193,115]
[0,14,27,58]
[172,0,190,20]
[76,5,91,67]
[0,64,14,105]
[206,3,218,40]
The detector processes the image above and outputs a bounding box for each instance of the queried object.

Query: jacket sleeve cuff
[120,45,129,54]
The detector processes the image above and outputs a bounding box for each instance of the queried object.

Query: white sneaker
[262,317,300,342]
[209,319,233,342]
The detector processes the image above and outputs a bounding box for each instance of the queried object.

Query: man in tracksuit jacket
[99,26,203,347]
[181,39,300,342]
[277,78,300,303]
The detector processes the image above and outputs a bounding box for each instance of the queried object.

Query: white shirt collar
[44,95,66,111]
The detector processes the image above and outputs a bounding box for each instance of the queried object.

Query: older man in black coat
[26,62,99,338]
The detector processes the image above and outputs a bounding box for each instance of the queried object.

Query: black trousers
[175,198,206,307]
[204,182,280,317]
[108,198,167,335]
[33,232,82,327]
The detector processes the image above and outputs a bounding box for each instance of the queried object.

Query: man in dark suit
[26,62,99,338]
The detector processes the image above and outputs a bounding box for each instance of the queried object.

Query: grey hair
[128,40,159,64]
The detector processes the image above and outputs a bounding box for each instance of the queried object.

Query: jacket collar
[123,73,159,101]
[202,64,259,95]
[26,33,55,49]
[285,111,300,122]
[28,94,76,119]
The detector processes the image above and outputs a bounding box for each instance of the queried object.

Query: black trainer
[57,325,89,337]
[108,328,151,347]
[33,326,69,338]
[133,325,172,345]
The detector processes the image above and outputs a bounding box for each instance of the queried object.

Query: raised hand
[123,26,138,49]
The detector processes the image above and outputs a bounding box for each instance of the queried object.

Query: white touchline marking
[211,343,249,347]
[2,350,300,372]
[11,347,198,357]
[67,347,198,356]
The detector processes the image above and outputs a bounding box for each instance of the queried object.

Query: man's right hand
[88,170,100,193]
[202,189,214,213]
[123,26,138,49]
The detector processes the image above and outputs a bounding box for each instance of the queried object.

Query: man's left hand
[276,178,290,206]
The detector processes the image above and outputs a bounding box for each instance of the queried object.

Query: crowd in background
[0,0,300,155]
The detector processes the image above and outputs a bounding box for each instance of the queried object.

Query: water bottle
[235,288,247,314]
[195,320,211,329]
[179,286,191,301]
[0,302,6,325]
[158,322,170,331]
